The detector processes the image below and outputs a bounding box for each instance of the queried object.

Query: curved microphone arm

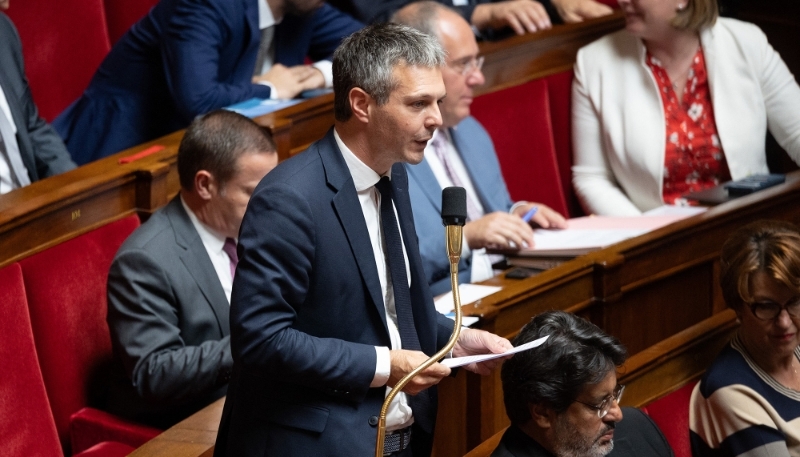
[374,225,464,457]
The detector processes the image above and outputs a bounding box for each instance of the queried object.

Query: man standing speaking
[214,23,512,457]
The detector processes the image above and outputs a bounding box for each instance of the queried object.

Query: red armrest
[70,407,161,455]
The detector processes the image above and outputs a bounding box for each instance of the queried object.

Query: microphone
[441,187,467,274]
[373,187,468,457]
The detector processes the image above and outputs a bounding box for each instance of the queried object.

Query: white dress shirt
[181,197,233,304]
[0,83,21,194]
[255,0,333,99]
[334,129,414,431]
[424,128,496,283]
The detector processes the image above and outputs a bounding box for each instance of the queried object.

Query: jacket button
[368,416,379,426]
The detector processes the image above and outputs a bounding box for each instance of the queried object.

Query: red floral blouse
[646,48,731,204]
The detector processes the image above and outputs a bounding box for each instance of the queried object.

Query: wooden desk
[127,398,223,457]
[433,171,800,453]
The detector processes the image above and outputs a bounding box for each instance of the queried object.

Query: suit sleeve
[230,183,377,402]
[3,15,75,179]
[107,249,233,405]
[752,24,800,162]
[159,0,271,120]
[571,49,642,216]
[302,5,364,62]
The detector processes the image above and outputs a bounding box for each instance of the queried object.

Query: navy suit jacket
[214,129,454,457]
[406,116,513,295]
[106,197,232,428]
[0,13,75,183]
[53,0,362,165]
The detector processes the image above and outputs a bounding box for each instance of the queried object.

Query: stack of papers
[434,284,502,327]
[513,208,706,257]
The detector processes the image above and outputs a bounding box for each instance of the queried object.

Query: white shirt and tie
[424,128,498,283]
[334,129,415,432]
[0,83,31,194]
[253,0,333,99]
[181,197,236,304]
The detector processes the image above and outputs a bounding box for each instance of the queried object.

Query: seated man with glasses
[392,2,566,295]
[691,220,800,456]
[494,310,673,457]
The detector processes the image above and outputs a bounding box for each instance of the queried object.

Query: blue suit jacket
[0,13,75,182]
[214,129,454,456]
[406,116,513,295]
[53,0,362,165]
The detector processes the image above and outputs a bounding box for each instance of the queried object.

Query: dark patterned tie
[375,177,432,431]
[222,238,238,279]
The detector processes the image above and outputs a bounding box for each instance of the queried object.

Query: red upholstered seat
[0,263,63,457]
[103,0,160,44]
[472,78,569,217]
[6,0,111,121]
[642,380,698,457]
[18,215,162,455]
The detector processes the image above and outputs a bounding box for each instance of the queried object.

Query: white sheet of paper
[434,284,502,315]
[441,335,549,368]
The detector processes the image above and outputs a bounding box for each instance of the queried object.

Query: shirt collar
[334,128,387,191]
[258,0,278,29]
[180,195,227,253]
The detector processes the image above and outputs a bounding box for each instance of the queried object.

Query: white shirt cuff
[371,346,391,388]
[256,80,279,99]
[312,60,333,88]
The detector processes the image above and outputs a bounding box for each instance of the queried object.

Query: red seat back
[103,0,160,44]
[642,380,698,457]
[545,70,585,217]
[6,0,111,121]
[472,78,569,217]
[19,215,141,453]
[0,263,63,457]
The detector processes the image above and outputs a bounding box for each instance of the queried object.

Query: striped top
[690,334,800,456]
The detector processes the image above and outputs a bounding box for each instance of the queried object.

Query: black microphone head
[441,186,467,226]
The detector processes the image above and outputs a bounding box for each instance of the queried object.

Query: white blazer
[571,18,800,215]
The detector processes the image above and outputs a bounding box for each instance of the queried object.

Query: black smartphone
[505,267,539,279]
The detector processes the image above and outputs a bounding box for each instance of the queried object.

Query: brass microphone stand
[374,224,463,457]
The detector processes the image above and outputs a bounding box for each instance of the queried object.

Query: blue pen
[521,206,538,223]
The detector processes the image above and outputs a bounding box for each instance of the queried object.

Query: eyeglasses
[574,384,625,419]
[748,298,800,321]
[448,56,484,76]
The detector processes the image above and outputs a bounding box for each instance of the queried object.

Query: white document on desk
[434,284,502,315]
[442,335,550,368]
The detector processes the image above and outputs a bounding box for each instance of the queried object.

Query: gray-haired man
[214,23,512,457]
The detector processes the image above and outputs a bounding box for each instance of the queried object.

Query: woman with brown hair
[690,220,800,456]
[571,0,800,216]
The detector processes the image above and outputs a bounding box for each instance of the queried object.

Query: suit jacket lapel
[450,126,494,210]
[166,197,231,336]
[406,158,443,215]
[317,131,388,334]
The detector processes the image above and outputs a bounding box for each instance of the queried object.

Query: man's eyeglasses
[574,384,625,419]
[748,298,800,321]
[448,56,484,76]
